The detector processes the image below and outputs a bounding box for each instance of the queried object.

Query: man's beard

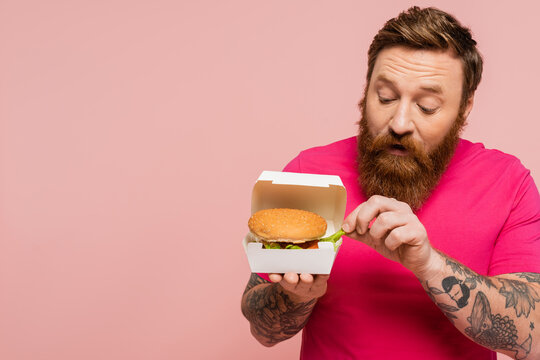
[357,100,466,210]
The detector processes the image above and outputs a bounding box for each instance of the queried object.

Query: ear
[463,95,475,119]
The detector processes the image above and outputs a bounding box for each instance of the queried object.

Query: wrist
[415,248,445,283]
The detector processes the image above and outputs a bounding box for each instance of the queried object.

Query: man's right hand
[242,272,325,346]
[268,273,329,303]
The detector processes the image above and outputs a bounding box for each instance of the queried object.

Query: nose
[389,101,415,137]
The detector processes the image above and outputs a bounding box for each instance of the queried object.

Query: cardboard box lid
[251,171,347,236]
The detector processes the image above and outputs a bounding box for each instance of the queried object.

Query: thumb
[342,207,361,234]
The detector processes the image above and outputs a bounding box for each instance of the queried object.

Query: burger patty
[262,239,319,249]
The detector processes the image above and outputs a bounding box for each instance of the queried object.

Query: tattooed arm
[342,195,539,359]
[241,272,329,346]
[423,253,539,359]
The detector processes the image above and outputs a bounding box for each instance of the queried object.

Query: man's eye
[418,104,438,114]
[379,97,396,104]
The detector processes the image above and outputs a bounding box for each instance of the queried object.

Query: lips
[388,143,409,156]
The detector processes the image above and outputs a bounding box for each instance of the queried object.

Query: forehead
[371,46,464,94]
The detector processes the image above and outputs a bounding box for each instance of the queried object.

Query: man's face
[365,46,467,153]
[358,46,474,209]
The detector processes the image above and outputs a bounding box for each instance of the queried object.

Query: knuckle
[407,214,424,231]
[391,227,405,241]
[384,234,397,248]
[377,212,391,227]
[400,202,412,212]
[369,195,384,206]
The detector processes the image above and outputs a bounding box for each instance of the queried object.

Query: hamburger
[247,208,328,249]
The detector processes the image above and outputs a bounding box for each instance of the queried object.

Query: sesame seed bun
[248,208,327,244]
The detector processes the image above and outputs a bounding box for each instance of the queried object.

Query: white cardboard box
[243,171,347,274]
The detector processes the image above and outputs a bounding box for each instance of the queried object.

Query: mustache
[370,132,431,168]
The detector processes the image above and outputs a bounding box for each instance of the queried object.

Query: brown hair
[366,6,483,109]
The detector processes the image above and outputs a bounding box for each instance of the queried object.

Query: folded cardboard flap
[257,170,343,187]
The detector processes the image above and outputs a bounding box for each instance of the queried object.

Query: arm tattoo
[242,273,316,345]
[425,276,470,324]
[466,291,532,360]
[243,273,269,296]
[498,277,540,318]
[515,273,540,284]
[425,256,539,358]
[424,255,490,325]
[444,256,494,289]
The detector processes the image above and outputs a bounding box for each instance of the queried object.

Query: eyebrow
[374,74,444,95]
[374,75,396,88]
[420,84,443,95]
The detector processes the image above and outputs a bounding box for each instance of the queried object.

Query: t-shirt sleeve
[489,170,540,275]
[257,273,271,282]
[282,155,302,173]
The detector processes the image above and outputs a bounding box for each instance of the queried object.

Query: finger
[310,274,330,293]
[294,273,315,294]
[343,202,376,235]
[342,206,361,234]
[375,195,411,213]
[384,226,407,251]
[343,196,408,235]
[363,195,411,216]
[384,222,421,251]
[369,211,409,241]
[313,274,330,284]
[268,273,283,283]
[279,272,300,292]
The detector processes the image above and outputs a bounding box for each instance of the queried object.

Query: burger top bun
[248,208,327,243]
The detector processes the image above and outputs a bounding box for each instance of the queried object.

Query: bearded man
[241,7,540,360]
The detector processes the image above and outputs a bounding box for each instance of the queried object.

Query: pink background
[1,1,537,359]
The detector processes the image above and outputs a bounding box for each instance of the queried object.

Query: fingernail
[342,223,351,233]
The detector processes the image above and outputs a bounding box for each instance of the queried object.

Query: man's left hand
[342,195,443,280]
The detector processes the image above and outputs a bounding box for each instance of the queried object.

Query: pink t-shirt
[278,137,540,359]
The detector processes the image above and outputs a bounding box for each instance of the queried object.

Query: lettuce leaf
[285,244,303,249]
[262,229,346,250]
[318,229,346,243]
[318,229,346,251]
[264,242,281,249]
